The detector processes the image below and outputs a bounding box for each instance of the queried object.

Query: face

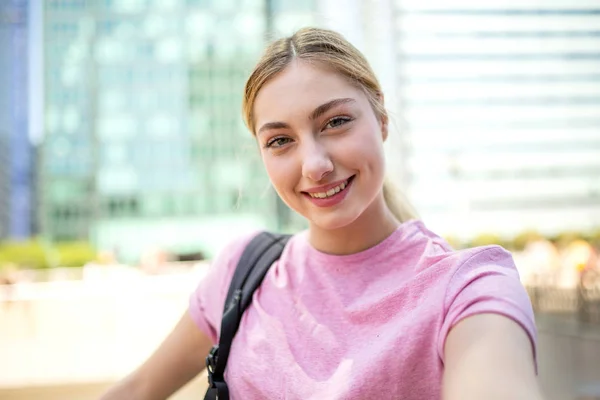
[253,60,388,231]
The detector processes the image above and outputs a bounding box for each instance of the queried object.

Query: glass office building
[394,0,600,239]
[0,0,34,241]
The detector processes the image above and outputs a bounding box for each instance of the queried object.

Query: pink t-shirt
[189,220,537,400]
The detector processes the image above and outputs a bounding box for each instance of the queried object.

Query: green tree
[55,242,97,267]
[0,239,49,270]
[511,230,545,251]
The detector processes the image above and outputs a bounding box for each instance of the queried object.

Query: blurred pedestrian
[0,264,18,309]
[520,239,561,287]
[100,27,543,400]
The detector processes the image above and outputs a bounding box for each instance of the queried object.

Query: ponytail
[382,177,418,223]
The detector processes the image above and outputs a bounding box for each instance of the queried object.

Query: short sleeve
[188,232,258,344]
[437,246,538,368]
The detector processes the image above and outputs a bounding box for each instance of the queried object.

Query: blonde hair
[242,27,417,222]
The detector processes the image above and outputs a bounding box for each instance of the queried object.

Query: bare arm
[442,313,545,400]
[99,310,213,400]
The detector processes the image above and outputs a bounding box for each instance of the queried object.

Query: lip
[302,175,355,208]
[302,176,354,194]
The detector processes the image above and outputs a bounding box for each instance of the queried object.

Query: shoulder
[211,231,262,271]
[443,245,519,293]
[446,245,517,281]
[426,241,521,305]
[407,220,516,275]
[205,230,301,295]
[406,222,527,313]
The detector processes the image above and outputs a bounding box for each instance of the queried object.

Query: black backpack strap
[204,232,290,400]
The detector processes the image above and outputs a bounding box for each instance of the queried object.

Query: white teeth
[308,179,350,199]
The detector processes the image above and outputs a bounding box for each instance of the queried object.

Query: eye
[266,136,292,149]
[325,116,352,130]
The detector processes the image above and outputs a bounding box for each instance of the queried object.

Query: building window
[103,196,140,217]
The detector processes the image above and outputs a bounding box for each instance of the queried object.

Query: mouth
[302,175,355,199]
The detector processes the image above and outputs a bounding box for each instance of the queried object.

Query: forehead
[253,60,365,124]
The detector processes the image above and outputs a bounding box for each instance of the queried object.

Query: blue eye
[266,137,292,148]
[325,116,352,129]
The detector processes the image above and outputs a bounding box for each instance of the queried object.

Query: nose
[301,141,334,182]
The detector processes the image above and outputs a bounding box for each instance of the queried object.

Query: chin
[306,209,362,231]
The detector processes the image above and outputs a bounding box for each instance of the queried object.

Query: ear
[381,113,389,142]
[376,92,389,141]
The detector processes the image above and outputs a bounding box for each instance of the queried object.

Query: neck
[308,194,400,255]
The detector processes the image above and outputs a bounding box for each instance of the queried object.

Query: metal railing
[526,272,600,325]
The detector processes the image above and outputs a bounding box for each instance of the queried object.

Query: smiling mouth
[304,175,355,199]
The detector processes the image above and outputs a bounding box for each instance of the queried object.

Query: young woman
[100,27,543,400]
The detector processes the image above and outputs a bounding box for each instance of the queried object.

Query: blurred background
[1,0,600,399]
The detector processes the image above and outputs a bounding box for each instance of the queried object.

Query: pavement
[536,313,600,400]
[0,269,209,399]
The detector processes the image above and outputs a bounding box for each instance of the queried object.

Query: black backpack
[204,232,291,400]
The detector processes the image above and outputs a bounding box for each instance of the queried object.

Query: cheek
[338,128,385,168]
[262,155,297,194]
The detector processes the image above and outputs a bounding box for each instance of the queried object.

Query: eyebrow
[256,97,356,136]
[310,97,356,121]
